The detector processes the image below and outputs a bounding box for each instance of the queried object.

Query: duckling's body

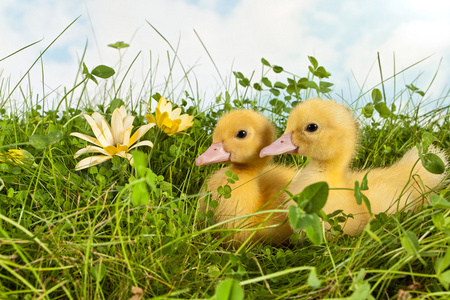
[261,98,448,235]
[196,110,296,246]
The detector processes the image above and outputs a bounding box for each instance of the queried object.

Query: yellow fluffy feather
[261,98,448,235]
[196,110,296,247]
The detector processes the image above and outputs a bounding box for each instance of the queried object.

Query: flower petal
[146,114,156,125]
[74,155,112,171]
[118,106,127,118]
[122,126,133,146]
[104,145,119,156]
[155,109,166,128]
[111,108,124,145]
[97,114,115,146]
[177,114,194,131]
[116,151,133,161]
[90,112,105,128]
[128,123,155,147]
[158,97,170,113]
[74,145,109,158]
[123,115,134,130]
[129,140,154,150]
[70,132,103,147]
[83,114,110,147]
[169,107,182,119]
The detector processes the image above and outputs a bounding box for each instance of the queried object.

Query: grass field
[1,33,450,299]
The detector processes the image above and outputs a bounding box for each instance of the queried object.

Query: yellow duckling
[196,110,296,246]
[260,98,448,235]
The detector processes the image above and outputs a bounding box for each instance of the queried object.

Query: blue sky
[1,0,449,110]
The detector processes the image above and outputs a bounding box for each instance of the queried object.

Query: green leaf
[85,73,98,85]
[354,181,362,205]
[145,169,158,192]
[349,282,372,300]
[421,153,445,174]
[305,214,323,245]
[429,194,450,209]
[107,41,129,49]
[371,89,382,104]
[208,265,221,278]
[374,102,391,118]
[46,130,63,145]
[360,171,369,190]
[297,77,309,88]
[308,56,318,69]
[406,84,425,96]
[132,151,147,178]
[361,194,372,215]
[306,81,319,90]
[437,270,450,290]
[132,181,149,206]
[261,58,271,66]
[261,77,272,87]
[354,181,371,214]
[294,182,329,214]
[289,206,315,230]
[269,88,280,96]
[274,81,287,89]
[215,279,244,300]
[435,249,450,274]
[91,65,115,79]
[109,98,125,112]
[82,62,89,75]
[362,102,374,118]
[312,66,331,79]
[307,268,321,288]
[421,132,439,153]
[253,83,262,91]
[29,134,48,149]
[319,81,333,93]
[227,178,235,184]
[223,185,231,195]
[272,65,283,73]
[288,205,301,228]
[90,263,106,282]
[233,71,244,79]
[269,99,285,108]
[432,212,445,229]
[238,79,250,87]
[401,231,420,256]
[217,186,224,195]
[225,170,233,177]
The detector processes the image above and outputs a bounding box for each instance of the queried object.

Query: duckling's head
[196,110,275,167]
[260,98,358,163]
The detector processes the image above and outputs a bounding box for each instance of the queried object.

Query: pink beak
[260,133,298,157]
[196,142,231,166]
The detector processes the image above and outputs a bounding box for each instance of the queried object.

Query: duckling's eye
[305,123,318,132]
[236,130,247,139]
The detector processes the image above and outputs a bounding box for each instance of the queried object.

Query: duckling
[260,98,448,235]
[196,110,297,246]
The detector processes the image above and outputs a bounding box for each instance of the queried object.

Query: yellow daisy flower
[71,106,155,171]
[146,97,194,136]
[0,149,34,165]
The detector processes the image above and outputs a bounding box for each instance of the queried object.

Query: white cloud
[0,0,449,111]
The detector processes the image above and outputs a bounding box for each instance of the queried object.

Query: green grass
[0,30,450,299]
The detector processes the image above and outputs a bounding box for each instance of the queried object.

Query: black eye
[306,123,318,132]
[236,130,247,138]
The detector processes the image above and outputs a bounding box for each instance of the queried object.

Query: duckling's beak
[195,142,231,166]
[259,133,298,157]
